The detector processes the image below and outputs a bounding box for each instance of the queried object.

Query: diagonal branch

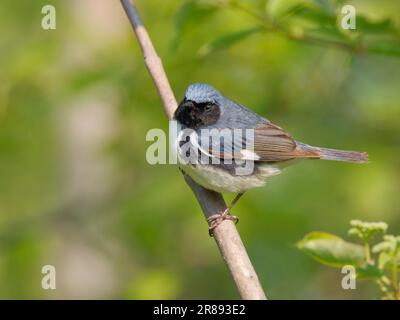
[120,0,266,300]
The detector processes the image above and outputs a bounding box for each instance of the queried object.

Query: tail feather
[297,142,368,163]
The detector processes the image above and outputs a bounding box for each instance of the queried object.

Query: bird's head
[174,83,221,129]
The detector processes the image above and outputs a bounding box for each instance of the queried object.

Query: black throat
[174,99,220,130]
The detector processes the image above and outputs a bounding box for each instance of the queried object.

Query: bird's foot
[207,208,239,237]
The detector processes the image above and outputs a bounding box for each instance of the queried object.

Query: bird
[173,83,368,234]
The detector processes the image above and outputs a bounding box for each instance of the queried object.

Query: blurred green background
[0,0,399,299]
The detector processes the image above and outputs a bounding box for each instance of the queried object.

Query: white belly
[173,122,281,193]
[180,162,281,193]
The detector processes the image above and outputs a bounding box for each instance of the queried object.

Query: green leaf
[295,6,336,26]
[356,16,398,35]
[367,40,400,57]
[297,231,365,267]
[266,0,309,18]
[173,0,218,49]
[356,264,384,280]
[198,27,262,57]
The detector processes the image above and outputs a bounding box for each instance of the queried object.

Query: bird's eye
[205,104,212,111]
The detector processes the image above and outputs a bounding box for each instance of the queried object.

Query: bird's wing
[251,122,297,161]
[201,122,319,162]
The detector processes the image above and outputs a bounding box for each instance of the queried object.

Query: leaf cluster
[297,220,400,299]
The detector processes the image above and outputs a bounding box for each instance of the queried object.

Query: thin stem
[120,0,267,300]
[364,241,372,264]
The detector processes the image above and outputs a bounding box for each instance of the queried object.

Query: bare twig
[120,0,267,299]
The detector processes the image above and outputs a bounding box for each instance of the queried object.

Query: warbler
[174,84,368,232]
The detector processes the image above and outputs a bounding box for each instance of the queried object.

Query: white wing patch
[240,149,260,161]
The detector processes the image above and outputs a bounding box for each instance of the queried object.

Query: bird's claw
[207,208,239,237]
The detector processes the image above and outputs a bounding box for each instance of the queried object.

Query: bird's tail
[296,142,368,163]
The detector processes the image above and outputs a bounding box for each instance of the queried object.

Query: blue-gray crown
[184,83,221,104]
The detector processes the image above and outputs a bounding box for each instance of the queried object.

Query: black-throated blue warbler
[173,84,368,233]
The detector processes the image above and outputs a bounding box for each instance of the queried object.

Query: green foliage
[266,0,308,18]
[296,232,364,267]
[198,27,263,57]
[173,0,219,49]
[355,16,398,35]
[298,220,400,299]
[174,0,400,56]
[367,41,400,57]
[373,235,400,255]
[355,264,384,280]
